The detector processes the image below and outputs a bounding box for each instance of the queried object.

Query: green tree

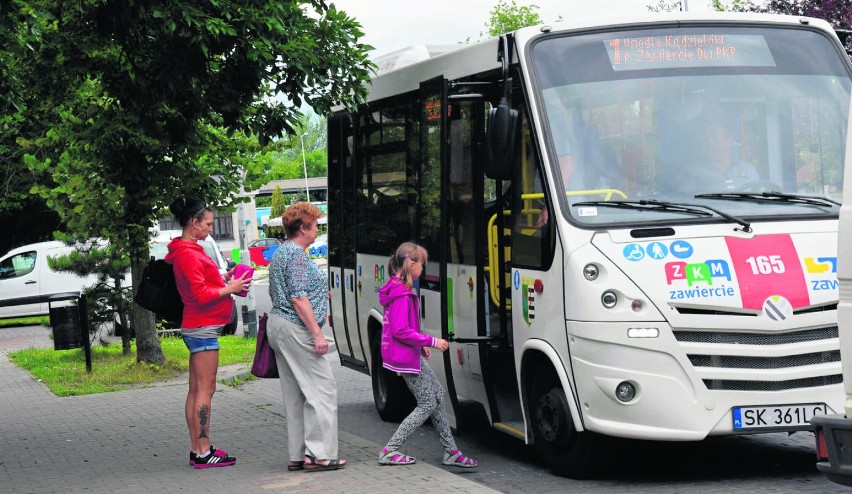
[0,2,64,253]
[711,0,747,11]
[48,239,133,353]
[16,0,373,364]
[484,0,542,37]
[267,186,286,239]
[466,1,544,43]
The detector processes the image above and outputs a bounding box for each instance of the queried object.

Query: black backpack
[134,258,184,323]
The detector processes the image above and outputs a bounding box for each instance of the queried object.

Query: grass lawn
[8,335,256,397]
[0,316,50,327]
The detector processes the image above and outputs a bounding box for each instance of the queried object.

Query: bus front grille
[689,350,840,370]
[673,326,840,392]
[702,375,842,391]
[673,326,838,345]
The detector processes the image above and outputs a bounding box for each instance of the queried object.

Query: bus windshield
[531,25,852,226]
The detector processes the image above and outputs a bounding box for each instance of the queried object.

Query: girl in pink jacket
[377,242,478,468]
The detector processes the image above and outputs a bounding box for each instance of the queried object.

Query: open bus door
[418,77,461,429]
[442,67,527,437]
[327,114,368,371]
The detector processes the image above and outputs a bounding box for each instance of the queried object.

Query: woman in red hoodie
[377,242,478,468]
[164,196,250,469]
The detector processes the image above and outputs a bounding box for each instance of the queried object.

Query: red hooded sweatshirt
[164,238,232,329]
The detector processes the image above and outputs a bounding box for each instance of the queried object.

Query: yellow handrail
[521,189,627,201]
[486,212,512,309]
[566,188,628,200]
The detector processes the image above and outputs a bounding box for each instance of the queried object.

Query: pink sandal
[378,448,416,465]
[442,449,477,468]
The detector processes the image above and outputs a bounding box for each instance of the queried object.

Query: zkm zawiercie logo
[805,257,838,292]
[666,259,736,300]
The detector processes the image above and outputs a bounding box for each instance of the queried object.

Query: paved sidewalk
[0,325,497,493]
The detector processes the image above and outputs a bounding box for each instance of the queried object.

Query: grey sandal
[378,449,416,465]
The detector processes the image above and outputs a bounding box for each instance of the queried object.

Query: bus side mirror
[485,97,518,180]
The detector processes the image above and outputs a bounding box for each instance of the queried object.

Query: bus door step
[493,421,526,440]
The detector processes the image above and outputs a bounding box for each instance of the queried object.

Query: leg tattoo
[198,404,209,439]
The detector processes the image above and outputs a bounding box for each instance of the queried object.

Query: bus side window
[512,106,554,269]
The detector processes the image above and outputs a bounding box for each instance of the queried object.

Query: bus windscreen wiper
[695,191,840,208]
[573,199,752,232]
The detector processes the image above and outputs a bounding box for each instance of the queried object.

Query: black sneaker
[189,446,230,464]
[190,447,236,469]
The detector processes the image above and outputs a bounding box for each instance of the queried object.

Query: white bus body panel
[568,221,842,439]
[839,109,852,418]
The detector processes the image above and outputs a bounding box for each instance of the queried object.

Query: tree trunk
[113,276,132,355]
[131,256,164,365]
[118,296,131,355]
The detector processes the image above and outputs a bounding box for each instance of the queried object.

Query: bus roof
[341,12,837,109]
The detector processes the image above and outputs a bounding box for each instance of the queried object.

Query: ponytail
[388,242,428,290]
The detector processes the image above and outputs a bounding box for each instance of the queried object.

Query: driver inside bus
[693,122,759,192]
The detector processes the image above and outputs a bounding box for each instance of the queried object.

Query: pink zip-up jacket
[378,276,438,374]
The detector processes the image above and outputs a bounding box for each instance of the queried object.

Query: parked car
[0,241,102,318]
[248,238,280,249]
[247,237,282,267]
[150,231,239,334]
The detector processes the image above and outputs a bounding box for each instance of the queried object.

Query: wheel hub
[535,388,570,444]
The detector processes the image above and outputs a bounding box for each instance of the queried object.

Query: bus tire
[371,335,415,422]
[530,369,607,478]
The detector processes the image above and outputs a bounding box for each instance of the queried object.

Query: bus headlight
[583,263,599,281]
[601,290,617,308]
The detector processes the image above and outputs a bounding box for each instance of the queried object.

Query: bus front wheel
[371,335,415,422]
[530,370,606,478]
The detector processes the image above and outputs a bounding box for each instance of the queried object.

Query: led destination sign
[605,34,776,71]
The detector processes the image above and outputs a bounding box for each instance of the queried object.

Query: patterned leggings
[384,357,457,453]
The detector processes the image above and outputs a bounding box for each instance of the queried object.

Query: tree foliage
[267,186,286,239]
[47,238,133,353]
[485,0,542,37]
[467,1,544,42]
[10,0,373,363]
[714,0,852,29]
[0,2,62,253]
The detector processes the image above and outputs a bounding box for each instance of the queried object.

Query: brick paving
[0,324,497,493]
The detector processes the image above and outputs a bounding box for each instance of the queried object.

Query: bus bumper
[567,322,843,440]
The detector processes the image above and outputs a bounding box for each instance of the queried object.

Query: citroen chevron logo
[763,295,793,321]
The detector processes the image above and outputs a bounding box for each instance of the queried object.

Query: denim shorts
[183,336,220,354]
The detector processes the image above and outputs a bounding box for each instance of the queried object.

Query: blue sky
[331,0,718,57]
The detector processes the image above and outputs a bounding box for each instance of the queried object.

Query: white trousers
[266,313,339,461]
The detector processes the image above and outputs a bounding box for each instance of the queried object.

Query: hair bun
[168,194,187,217]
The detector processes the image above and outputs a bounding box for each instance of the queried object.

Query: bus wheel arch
[369,316,415,422]
[522,347,608,479]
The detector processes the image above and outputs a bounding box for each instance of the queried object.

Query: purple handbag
[251,312,279,378]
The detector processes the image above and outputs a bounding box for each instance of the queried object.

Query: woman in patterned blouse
[266,202,346,472]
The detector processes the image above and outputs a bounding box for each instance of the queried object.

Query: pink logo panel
[725,235,809,309]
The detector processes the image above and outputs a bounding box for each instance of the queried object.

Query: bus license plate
[732,403,827,430]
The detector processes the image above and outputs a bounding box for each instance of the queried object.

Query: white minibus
[328,12,851,477]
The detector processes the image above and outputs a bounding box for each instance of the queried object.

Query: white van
[0,241,100,318]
